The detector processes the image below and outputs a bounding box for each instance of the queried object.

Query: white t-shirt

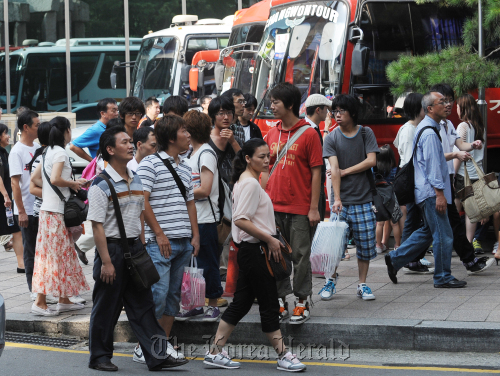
[127,156,139,172]
[9,141,40,215]
[40,146,72,214]
[393,121,416,168]
[455,121,484,180]
[185,144,220,224]
[439,119,459,175]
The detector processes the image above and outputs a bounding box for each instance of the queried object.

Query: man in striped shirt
[137,115,200,340]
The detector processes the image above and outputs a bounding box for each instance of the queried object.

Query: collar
[305,116,319,129]
[158,150,183,165]
[96,120,106,129]
[105,163,134,184]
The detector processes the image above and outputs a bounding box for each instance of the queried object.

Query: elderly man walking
[384,91,467,288]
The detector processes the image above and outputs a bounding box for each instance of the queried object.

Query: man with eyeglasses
[119,97,146,142]
[385,91,467,288]
[70,98,119,162]
[221,88,246,145]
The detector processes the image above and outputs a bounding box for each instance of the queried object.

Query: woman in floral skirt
[30,117,90,316]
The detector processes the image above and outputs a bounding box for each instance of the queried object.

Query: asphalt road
[2,341,500,375]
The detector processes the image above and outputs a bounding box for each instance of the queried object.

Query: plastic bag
[310,216,348,276]
[180,255,206,311]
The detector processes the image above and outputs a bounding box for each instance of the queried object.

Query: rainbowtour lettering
[265,3,339,29]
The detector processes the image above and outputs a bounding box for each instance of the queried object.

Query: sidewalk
[2,237,500,352]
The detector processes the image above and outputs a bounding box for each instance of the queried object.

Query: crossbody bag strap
[197,148,218,223]
[269,124,310,179]
[98,173,131,256]
[155,153,187,201]
[360,127,378,194]
[42,151,67,202]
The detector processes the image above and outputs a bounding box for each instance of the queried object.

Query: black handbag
[99,173,160,291]
[259,227,293,281]
[42,153,88,227]
[393,126,441,205]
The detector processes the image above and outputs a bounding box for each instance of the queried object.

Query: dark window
[74,105,99,121]
[185,38,218,65]
[0,55,22,108]
[98,51,139,89]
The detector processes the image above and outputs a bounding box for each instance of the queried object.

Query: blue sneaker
[319,274,338,301]
[357,283,375,300]
[175,307,204,321]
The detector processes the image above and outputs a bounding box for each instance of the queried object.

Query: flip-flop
[341,254,351,261]
[4,240,13,251]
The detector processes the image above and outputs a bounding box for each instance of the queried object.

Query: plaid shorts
[339,203,377,261]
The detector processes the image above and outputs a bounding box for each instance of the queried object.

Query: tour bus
[130,15,232,106]
[246,0,500,172]
[218,0,271,94]
[0,38,141,114]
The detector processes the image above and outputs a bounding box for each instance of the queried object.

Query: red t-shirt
[265,119,323,215]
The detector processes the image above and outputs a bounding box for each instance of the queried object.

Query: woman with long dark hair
[204,139,306,372]
[30,117,89,316]
[0,123,24,272]
[454,94,485,244]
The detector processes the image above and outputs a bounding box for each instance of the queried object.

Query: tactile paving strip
[5,332,80,348]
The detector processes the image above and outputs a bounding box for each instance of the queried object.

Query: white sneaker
[204,350,241,369]
[420,257,432,266]
[31,303,59,316]
[277,352,306,372]
[289,301,310,325]
[166,341,185,359]
[357,283,375,300]
[493,242,498,254]
[278,298,289,322]
[69,295,87,304]
[133,344,146,364]
[56,303,85,312]
[319,274,338,301]
[376,244,387,254]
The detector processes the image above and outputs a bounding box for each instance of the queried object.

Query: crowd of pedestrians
[1,81,497,372]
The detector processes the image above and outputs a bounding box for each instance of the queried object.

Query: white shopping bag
[310,216,348,276]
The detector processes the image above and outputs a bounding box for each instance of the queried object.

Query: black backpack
[393,126,441,205]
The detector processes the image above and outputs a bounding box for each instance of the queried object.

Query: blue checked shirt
[413,116,452,205]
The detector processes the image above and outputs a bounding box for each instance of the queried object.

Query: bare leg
[12,231,24,269]
[382,220,392,247]
[58,297,72,304]
[465,215,477,243]
[159,315,175,338]
[375,221,384,248]
[399,205,407,236]
[34,293,48,310]
[210,320,236,354]
[391,222,401,248]
[358,259,369,284]
[265,330,286,355]
[208,298,218,307]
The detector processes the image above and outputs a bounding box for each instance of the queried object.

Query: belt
[106,237,139,245]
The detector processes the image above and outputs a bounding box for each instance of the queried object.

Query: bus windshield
[0,55,22,108]
[131,37,178,103]
[253,0,348,117]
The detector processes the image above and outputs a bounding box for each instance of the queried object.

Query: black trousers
[410,175,475,264]
[221,241,280,333]
[89,240,166,370]
[16,215,38,291]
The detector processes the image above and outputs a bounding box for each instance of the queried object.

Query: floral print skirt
[32,211,89,298]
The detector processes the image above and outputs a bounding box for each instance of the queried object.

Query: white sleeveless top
[456,121,484,180]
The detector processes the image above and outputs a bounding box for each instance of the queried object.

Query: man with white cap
[305,94,331,221]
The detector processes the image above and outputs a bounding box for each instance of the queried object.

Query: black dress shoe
[150,357,189,371]
[385,254,398,284]
[434,279,467,288]
[88,362,118,371]
[17,268,25,273]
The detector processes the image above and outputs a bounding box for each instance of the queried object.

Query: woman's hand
[70,178,87,191]
[267,237,284,263]
[3,194,11,208]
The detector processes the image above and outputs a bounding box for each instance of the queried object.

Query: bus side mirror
[215,62,224,93]
[181,65,191,83]
[351,41,370,76]
[189,68,199,92]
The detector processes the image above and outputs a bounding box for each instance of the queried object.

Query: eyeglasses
[330,109,346,115]
[234,100,247,105]
[216,111,234,118]
[125,112,143,117]
[431,100,453,107]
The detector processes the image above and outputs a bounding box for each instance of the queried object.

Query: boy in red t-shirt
[261,83,323,325]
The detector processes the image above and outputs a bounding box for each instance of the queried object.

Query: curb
[7,313,500,352]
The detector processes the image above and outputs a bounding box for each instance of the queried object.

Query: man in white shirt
[127,127,157,172]
[9,110,40,293]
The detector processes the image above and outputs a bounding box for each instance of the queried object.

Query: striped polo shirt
[137,151,194,241]
[87,164,145,239]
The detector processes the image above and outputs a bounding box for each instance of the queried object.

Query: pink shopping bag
[180,255,206,311]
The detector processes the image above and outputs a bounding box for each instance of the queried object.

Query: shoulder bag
[42,152,88,227]
[99,173,160,290]
[392,126,441,205]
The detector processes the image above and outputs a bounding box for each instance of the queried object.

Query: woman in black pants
[203,139,306,372]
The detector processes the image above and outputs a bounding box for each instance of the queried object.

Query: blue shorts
[339,203,377,261]
[147,237,193,319]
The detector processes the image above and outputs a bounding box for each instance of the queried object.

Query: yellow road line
[5,342,500,373]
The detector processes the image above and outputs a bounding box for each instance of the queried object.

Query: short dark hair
[244,93,257,108]
[155,115,185,151]
[270,82,301,117]
[200,95,212,105]
[97,98,117,115]
[208,96,235,123]
[133,126,154,149]
[119,96,146,121]
[0,123,8,137]
[429,83,454,101]
[106,118,123,129]
[144,96,159,108]
[221,88,244,100]
[99,126,128,162]
[403,93,424,120]
[331,94,360,124]
[163,96,189,116]
[17,110,39,132]
[183,111,212,144]
[305,105,325,117]
[48,116,71,148]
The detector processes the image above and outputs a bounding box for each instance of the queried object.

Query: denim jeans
[389,196,455,285]
[147,237,193,319]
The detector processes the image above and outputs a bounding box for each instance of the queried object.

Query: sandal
[341,253,351,261]
[4,240,13,252]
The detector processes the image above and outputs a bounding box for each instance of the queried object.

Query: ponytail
[231,138,267,184]
[48,116,71,149]
[28,121,52,173]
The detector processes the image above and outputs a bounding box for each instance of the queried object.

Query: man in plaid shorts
[322,94,379,301]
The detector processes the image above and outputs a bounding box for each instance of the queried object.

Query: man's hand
[308,208,320,227]
[332,199,342,214]
[220,129,235,144]
[100,261,116,284]
[18,212,28,228]
[3,194,11,208]
[340,169,347,177]
[472,140,483,150]
[455,151,471,162]
[326,168,331,178]
[191,235,200,257]
[157,232,172,258]
[435,194,447,214]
